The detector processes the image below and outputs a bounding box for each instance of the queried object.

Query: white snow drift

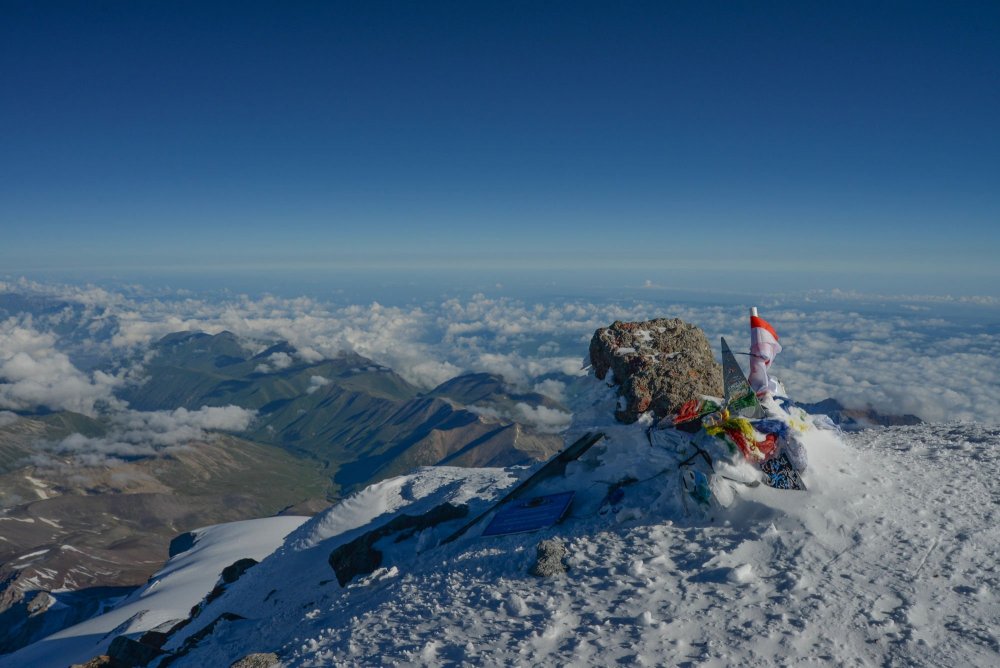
[7,375,998,667]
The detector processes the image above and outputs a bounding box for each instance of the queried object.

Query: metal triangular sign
[721,336,764,418]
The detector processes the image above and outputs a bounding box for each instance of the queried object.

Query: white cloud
[513,403,573,433]
[798,288,999,307]
[255,351,294,374]
[44,405,257,464]
[537,341,560,354]
[4,279,999,426]
[0,410,19,427]
[306,375,332,394]
[533,379,567,404]
[0,318,122,416]
[467,402,572,434]
[694,306,1000,424]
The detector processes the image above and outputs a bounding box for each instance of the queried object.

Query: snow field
[8,372,998,668]
[159,419,998,667]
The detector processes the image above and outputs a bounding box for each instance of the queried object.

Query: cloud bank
[0,318,122,415]
[41,405,257,465]
[3,278,999,427]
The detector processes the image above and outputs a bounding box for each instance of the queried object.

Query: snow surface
[9,380,1000,667]
[1,515,307,668]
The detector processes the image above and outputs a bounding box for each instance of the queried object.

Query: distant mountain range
[121,330,563,495]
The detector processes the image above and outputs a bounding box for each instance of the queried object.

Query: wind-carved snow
[8,393,999,667]
[41,381,973,668]
[292,467,517,551]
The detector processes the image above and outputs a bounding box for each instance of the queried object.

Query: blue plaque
[481,491,575,537]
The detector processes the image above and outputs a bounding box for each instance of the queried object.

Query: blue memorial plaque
[481,491,575,537]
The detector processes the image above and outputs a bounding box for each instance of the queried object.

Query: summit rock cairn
[589,318,722,423]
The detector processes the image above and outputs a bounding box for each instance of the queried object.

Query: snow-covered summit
[8,358,999,667]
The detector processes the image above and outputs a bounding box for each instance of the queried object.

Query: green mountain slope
[120,332,562,495]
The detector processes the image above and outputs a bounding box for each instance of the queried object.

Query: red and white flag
[748,310,782,395]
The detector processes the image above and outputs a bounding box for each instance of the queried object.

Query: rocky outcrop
[221,558,258,585]
[329,502,469,586]
[70,656,124,668]
[590,318,722,423]
[106,635,164,666]
[168,532,197,558]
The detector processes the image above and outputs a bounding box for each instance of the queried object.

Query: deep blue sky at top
[1,1,998,294]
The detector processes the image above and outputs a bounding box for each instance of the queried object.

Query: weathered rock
[530,539,567,577]
[107,635,164,667]
[138,630,169,649]
[329,502,469,586]
[25,590,54,616]
[70,656,126,668]
[230,652,281,668]
[168,532,197,558]
[221,558,259,584]
[590,318,722,423]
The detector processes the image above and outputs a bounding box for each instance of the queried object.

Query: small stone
[229,652,281,668]
[531,539,568,577]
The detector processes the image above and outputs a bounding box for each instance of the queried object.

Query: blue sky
[2,1,998,294]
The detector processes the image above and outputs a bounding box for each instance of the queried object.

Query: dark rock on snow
[70,656,125,668]
[106,635,163,666]
[590,318,722,423]
[531,539,568,577]
[329,502,469,586]
[221,558,259,585]
[229,652,281,668]
[137,630,169,649]
[168,532,197,558]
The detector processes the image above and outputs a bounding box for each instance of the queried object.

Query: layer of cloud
[513,403,573,433]
[42,405,256,464]
[696,307,1000,424]
[467,403,573,434]
[306,375,332,394]
[0,318,122,416]
[3,279,999,427]
[255,351,294,374]
[532,379,567,404]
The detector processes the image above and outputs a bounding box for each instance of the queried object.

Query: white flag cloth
[748,314,782,395]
